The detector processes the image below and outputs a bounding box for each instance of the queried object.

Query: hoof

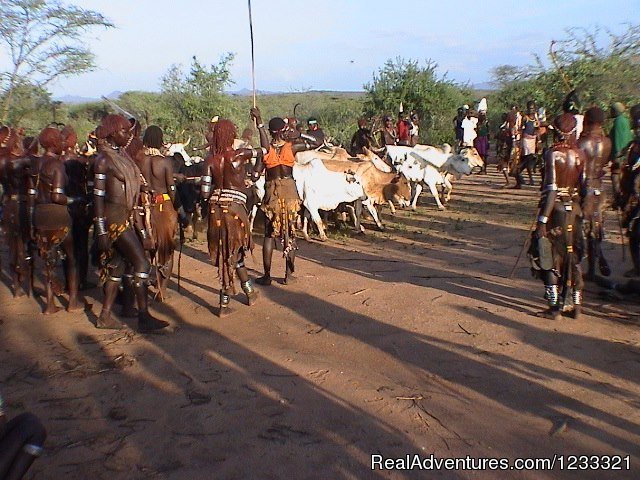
[318,235,328,242]
[438,206,446,211]
[411,206,417,212]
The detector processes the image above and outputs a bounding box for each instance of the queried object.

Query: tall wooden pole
[248,0,257,108]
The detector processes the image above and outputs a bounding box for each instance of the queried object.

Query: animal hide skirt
[544,201,584,291]
[33,203,71,262]
[261,178,300,254]
[98,202,133,283]
[208,200,252,292]
[2,197,30,241]
[150,199,178,274]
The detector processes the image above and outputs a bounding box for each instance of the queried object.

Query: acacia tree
[0,0,113,122]
[489,24,640,126]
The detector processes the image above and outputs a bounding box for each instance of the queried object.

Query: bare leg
[0,412,47,480]
[97,278,124,329]
[255,236,274,285]
[61,234,82,311]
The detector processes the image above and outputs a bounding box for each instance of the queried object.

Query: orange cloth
[263,142,295,169]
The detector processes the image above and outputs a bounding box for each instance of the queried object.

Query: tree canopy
[0,0,113,122]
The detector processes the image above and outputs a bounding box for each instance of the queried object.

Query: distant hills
[54,84,493,105]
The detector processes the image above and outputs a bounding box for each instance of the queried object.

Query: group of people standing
[0,105,325,327]
[526,93,640,319]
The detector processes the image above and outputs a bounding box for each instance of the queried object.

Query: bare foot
[138,312,169,333]
[43,304,62,315]
[97,313,125,330]
[67,299,84,312]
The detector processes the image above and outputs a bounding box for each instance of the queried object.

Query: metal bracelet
[201,175,212,183]
[201,184,212,193]
[27,188,37,195]
[96,217,107,236]
[52,187,65,194]
[537,215,549,224]
[94,173,107,180]
[169,184,176,191]
[94,188,106,197]
[257,123,264,129]
[23,444,44,457]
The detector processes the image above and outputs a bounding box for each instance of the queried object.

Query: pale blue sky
[2,0,638,97]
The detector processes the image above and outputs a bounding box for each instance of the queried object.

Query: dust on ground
[1,169,639,479]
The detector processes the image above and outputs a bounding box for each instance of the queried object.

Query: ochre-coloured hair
[39,127,63,150]
[96,114,131,139]
[584,107,605,126]
[143,125,164,148]
[213,119,236,154]
[553,113,577,135]
[61,125,77,150]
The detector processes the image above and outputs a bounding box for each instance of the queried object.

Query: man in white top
[461,110,478,147]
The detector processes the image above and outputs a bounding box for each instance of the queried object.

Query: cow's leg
[411,183,423,210]
[309,207,327,241]
[348,199,365,234]
[443,176,453,203]
[388,200,396,215]
[364,200,384,230]
[427,181,446,210]
[301,210,312,241]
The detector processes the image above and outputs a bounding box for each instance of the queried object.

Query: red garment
[397,120,410,142]
[263,142,295,169]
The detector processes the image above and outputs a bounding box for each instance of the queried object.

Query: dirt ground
[1,168,639,480]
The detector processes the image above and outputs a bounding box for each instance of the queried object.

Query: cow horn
[184,136,191,147]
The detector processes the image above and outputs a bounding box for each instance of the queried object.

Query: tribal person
[495,112,511,184]
[530,113,585,320]
[0,126,30,297]
[506,105,522,185]
[200,118,260,315]
[380,115,398,146]
[577,107,612,280]
[0,391,47,480]
[609,102,634,206]
[251,106,322,285]
[32,127,83,314]
[513,101,539,188]
[93,114,168,331]
[619,105,640,278]
[350,118,375,156]
[140,125,178,301]
[62,125,94,290]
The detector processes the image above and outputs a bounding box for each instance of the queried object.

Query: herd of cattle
[164,141,484,241]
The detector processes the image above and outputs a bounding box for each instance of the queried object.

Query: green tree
[489,24,640,129]
[160,54,235,141]
[363,57,472,145]
[0,0,113,122]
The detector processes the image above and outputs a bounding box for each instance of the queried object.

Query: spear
[248,0,257,108]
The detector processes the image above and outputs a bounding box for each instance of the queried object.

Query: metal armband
[94,173,107,181]
[201,175,212,183]
[52,187,65,194]
[201,184,212,193]
[94,188,106,197]
[537,215,549,224]
[27,188,37,195]
[23,444,44,457]
[96,216,107,236]
[169,184,176,192]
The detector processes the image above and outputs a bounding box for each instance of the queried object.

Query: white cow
[293,158,370,241]
[395,149,477,210]
[388,145,482,210]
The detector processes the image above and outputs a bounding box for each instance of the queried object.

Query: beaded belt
[211,189,247,205]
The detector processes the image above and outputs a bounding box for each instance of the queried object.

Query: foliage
[159,54,235,140]
[488,24,640,131]
[0,0,113,121]
[363,57,472,145]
